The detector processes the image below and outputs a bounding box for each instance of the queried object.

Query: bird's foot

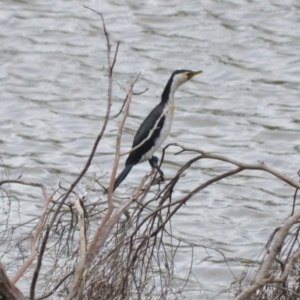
[158,171,164,182]
[149,156,164,181]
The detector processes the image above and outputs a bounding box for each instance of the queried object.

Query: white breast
[141,104,174,162]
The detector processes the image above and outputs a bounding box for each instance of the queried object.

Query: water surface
[1,0,300,298]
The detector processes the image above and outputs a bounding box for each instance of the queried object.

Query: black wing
[126,102,165,166]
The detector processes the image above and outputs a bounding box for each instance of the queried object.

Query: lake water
[1,0,300,299]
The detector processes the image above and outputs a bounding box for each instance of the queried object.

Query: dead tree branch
[172,143,300,189]
[66,197,86,300]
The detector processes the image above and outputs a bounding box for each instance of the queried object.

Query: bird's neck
[161,77,179,105]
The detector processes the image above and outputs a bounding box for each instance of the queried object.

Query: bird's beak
[187,70,203,79]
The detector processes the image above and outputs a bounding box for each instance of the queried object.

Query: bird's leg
[148,156,164,181]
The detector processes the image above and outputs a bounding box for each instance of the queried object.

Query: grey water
[1,0,300,298]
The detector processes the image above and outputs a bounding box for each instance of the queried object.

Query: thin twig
[171,143,300,190]
[35,270,75,300]
[111,86,148,119]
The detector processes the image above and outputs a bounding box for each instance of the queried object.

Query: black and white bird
[113,69,202,191]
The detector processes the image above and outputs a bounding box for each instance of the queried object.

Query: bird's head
[171,69,203,87]
[162,69,202,102]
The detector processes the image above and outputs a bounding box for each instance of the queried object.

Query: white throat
[168,76,186,105]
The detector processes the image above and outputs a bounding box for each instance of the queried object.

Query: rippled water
[1,0,300,298]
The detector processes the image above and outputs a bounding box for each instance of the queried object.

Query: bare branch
[0,179,47,190]
[66,197,86,300]
[34,270,75,300]
[111,86,148,119]
[171,143,300,189]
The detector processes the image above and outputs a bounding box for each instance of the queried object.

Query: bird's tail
[113,164,133,191]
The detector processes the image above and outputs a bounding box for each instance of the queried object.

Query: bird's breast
[167,104,175,115]
[163,103,175,129]
[141,104,174,162]
[157,104,174,143]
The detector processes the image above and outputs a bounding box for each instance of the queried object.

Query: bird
[113,69,202,191]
